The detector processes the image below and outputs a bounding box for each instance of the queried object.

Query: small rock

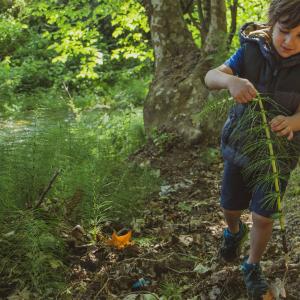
[178,235,193,247]
[71,225,86,241]
[210,270,229,284]
[208,286,221,300]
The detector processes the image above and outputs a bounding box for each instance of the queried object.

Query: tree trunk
[203,0,227,54]
[143,0,227,144]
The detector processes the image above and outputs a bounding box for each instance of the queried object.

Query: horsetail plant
[257,95,287,253]
[199,93,300,253]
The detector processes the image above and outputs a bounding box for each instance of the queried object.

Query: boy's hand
[270,115,294,140]
[227,77,257,104]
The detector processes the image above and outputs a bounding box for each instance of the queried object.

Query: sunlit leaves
[0,16,25,54]
[227,0,269,51]
[22,0,152,79]
[110,0,153,62]
[25,1,102,79]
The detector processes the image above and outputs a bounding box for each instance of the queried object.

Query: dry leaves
[262,290,275,300]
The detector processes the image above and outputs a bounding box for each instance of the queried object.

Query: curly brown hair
[268,0,300,28]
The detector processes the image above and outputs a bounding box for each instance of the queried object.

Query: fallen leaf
[7,288,31,300]
[71,224,86,240]
[131,218,145,233]
[49,259,63,269]
[123,293,159,300]
[208,286,221,300]
[210,270,229,284]
[178,235,193,247]
[108,230,133,249]
[280,286,286,298]
[269,277,287,299]
[262,290,275,300]
[193,263,210,274]
[3,231,15,237]
[159,185,175,197]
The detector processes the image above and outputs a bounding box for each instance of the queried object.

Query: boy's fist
[227,77,257,103]
[270,115,294,140]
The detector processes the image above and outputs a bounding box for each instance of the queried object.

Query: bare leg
[247,212,273,264]
[223,209,242,234]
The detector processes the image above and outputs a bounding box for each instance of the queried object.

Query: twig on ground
[94,277,110,299]
[217,271,232,300]
[94,275,130,299]
[166,266,195,275]
[34,169,61,209]
[118,252,176,265]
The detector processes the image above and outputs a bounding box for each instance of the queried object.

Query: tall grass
[0,107,159,297]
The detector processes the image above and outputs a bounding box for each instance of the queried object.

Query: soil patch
[67,140,300,300]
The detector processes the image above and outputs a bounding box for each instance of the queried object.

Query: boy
[205,0,300,298]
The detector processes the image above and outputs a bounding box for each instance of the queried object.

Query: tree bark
[203,0,227,55]
[227,0,238,48]
[143,0,227,144]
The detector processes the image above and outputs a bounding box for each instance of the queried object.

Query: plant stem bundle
[256,95,287,253]
[199,92,299,252]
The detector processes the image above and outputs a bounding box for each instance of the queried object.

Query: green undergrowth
[0,211,66,298]
[285,164,300,198]
[0,107,160,298]
[0,73,151,117]
[159,280,184,300]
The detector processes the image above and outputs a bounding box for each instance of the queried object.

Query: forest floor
[67,139,300,300]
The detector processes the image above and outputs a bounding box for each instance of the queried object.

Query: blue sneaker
[219,221,249,262]
[241,257,269,299]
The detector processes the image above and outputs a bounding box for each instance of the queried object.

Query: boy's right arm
[204,64,257,104]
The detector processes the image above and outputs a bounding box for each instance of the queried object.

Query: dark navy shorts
[220,160,288,218]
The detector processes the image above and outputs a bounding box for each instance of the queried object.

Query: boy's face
[272,21,300,58]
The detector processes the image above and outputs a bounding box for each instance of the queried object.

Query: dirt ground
[67,139,300,300]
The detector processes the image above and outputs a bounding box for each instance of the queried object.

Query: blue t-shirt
[224,47,245,76]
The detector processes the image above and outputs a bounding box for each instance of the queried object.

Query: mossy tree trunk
[142,0,227,144]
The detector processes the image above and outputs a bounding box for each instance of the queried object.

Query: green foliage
[135,236,157,248]
[285,165,300,197]
[110,0,152,62]
[25,0,103,79]
[193,92,234,140]
[159,280,184,300]
[23,0,151,80]
[0,108,160,296]
[181,0,269,53]
[198,147,220,165]
[232,96,300,251]
[198,93,299,215]
[0,15,26,56]
[109,75,152,108]
[0,0,152,115]
[0,0,270,114]
[150,129,178,155]
[0,107,157,218]
[195,93,233,124]
[0,210,66,297]
[231,97,297,208]
[227,0,269,52]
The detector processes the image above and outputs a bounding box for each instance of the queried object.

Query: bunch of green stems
[200,93,299,252]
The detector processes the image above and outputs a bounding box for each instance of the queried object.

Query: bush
[0,108,159,296]
[0,211,66,298]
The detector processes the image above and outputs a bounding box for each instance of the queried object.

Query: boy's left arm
[270,104,300,140]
